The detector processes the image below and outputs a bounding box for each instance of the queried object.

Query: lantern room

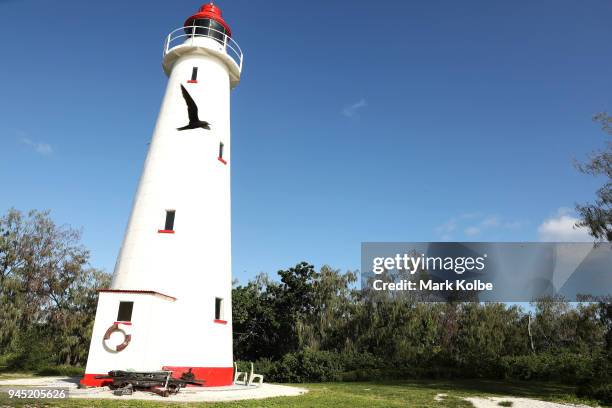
[184,3,232,43]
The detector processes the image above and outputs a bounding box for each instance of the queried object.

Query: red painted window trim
[187,80,198,83]
[158,229,175,234]
[213,319,227,325]
[218,157,227,165]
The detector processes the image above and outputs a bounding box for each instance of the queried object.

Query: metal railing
[163,25,243,72]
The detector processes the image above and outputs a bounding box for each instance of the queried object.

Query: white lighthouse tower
[81,3,242,387]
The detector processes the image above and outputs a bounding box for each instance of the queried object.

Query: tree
[575,113,612,241]
[575,113,612,391]
[232,263,357,360]
[296,265,357,352]
[232,273,284,360]
[0,208,110,368]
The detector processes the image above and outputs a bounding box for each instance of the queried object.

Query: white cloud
[537,209,592,242]
[19,137,53,156]
[465,226,481,236]
[435,218,457,235]
[480,216,500,228]
[436,213,525,240]
[342,98,367,117]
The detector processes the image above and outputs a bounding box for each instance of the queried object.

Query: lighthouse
[81,3,242,387]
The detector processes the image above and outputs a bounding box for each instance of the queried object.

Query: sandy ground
[0,376,307,402]
[463,396,596,408]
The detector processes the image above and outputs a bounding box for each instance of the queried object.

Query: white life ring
[103,323,132,352]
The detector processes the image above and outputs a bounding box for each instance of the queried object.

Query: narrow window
[164,210,175,231]
[117,301,134,322]
[188,67,198,83]
[215,297,223,320]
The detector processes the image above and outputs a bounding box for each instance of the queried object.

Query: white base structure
[82,4,243,387]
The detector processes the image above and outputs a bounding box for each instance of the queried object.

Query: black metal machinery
[95,369,204,397]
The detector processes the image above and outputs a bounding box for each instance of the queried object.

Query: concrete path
[464,396,596,408]
[0,376,307,402]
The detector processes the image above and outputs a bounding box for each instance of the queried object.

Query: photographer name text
[372,279,493,291]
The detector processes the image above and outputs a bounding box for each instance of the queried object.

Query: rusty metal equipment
[96,369,204,397]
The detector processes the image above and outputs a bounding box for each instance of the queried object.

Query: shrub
[36,365,85,377]
[4,327,55,371]
[501,352,595,383]
[239,350,345,383]
[337,351,384,371]
[244,351,469,383]
[577,382,612,405]
[272,350,343,382]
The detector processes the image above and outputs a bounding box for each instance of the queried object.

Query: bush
[0,354,13,371]
[272,350,343,382]
[501,352,595,383]
[36,365,84,377]
[336,351,384,371]
[4,327,55,371]
[242,351,469,383]
[238,350,345,383]
[577,382,612,404]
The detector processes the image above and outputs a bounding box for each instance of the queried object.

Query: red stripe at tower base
[162,366,233,387]
[80,367,233,388]
[80,374,113,387]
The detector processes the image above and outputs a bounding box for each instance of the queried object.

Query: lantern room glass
[185,18,227,44]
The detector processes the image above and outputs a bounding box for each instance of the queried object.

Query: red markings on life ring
[103,323,132,353]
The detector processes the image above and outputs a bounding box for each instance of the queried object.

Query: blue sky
[0,0,610,284]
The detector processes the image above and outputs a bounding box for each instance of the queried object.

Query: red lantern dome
[184,3,232,38]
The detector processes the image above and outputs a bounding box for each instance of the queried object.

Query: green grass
[0,365,84,378]
[0,372,35,381]
[0,379,607,408]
